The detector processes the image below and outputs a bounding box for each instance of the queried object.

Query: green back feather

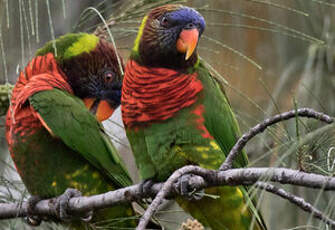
[29,89,132,188]
[196,62,249,168]
[196,62,267,229]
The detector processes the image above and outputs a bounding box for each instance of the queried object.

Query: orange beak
[96,100,115,122]
[83,98,95,110]
[176,28,199,60]
[83,98,115,122]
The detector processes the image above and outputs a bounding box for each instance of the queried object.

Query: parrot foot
[178,174,204,201]
[25,195,43,226]
[55,188,93,223]
[140,179,155,195]
[139,179,155,203]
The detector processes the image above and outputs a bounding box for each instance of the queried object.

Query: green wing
[198,62,267,229]
[197,62,248,168]
[29,89,132,188]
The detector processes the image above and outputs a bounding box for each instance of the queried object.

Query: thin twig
[220,108,333,170]
[255,182,335,228]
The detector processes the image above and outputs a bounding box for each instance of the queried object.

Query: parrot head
[133,4,205,69]
[36,33,123,122]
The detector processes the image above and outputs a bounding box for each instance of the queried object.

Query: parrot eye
[160,16,170,27]
[104,71,114,82]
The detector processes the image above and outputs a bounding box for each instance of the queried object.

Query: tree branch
[254,182,335,227]
[136,166,335,229]
[1,167,335,222]
[220,108,333,170]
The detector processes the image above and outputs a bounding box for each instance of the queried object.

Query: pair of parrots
[6,4,266,230]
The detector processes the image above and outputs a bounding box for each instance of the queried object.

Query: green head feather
[36,33,99,64]
[131,5,182,56]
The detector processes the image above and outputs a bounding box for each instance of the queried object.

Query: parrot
[122,4,267,230]
[5,33,137,229]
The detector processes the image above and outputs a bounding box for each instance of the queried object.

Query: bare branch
[254,182,335,227]
[220,108,333,170]
[1,167,335,225]
[137,166,335,230]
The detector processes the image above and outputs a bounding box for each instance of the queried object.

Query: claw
[178,174,204,201]
[80,210,93,223]
[139,179,155,203]
[25,216,42,227]
[55,188,93,222]
[140,179,155,194]
[58,188,80,221]
[180,174,190,196]
[25,195,43,226]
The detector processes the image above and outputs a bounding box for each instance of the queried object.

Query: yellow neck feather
[132,16,148,53]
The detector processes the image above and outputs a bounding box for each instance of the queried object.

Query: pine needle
[203,35,263,70]
[199,8,325,45]
[246,0,309,17]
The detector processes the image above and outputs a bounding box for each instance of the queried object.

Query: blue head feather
[167,6,206,34]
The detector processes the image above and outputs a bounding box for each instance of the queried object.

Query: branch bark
[1,167,332,225]
[136,166,335,229]
[220,108,333,170]
[254,182,335,227]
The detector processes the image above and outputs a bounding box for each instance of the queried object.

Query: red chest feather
[122,60,203,128]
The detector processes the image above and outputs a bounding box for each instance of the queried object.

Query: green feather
[29,89,132,187]
[198,62,267,229]
[197,62,249,168]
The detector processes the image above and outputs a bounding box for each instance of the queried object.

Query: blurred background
[1,0,335,229]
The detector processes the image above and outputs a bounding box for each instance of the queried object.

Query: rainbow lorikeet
[5,33,136,229]
[122,5,267,230]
